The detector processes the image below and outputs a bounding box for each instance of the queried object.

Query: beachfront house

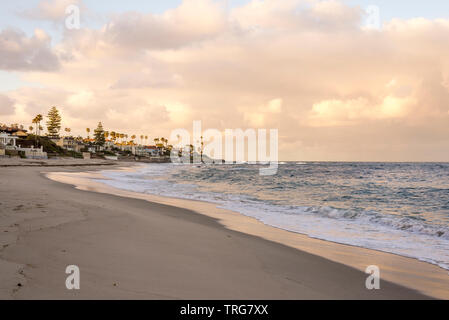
[135,145,160,157]
[12,130,28,139]
[0,132,48,159]
[104,140,114,150]
[0,132,19,149]
[55,137,84,153]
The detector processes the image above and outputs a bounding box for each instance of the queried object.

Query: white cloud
[102,0,227,50]
[21,0,84,22]
[0,29,60,71]
[0,94,15,115]
[5,0,449,160]
[309,95,416,126]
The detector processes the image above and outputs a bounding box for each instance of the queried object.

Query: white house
[0,132,47,159]
[0,132,18,149]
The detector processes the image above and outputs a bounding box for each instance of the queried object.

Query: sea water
[96,162,449,270]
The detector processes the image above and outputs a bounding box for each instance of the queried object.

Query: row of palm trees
[30,111,65,137]
[154,137,169,147]
[84,128,157,146]
[31,114,43,136]
[29,114,163,147]
[29,110,161,148]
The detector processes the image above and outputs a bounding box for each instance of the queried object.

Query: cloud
[5,0,449,160]
[241,98,283,127]
[21,0,84,22]
[308,95,416,126]
[103,0,227,50]
[111,69,183,89]
[231,0,362,31]
[0,28,60,71]
[0,94,15,115]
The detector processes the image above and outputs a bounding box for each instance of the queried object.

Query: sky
[0,0,449,161]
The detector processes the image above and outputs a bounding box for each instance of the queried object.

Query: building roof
[12,130,28,137]
[0,132,18,139]
[0,126,27,134]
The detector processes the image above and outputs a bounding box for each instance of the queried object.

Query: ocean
[96,162,449,270]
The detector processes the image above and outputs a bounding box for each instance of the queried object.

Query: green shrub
[26,135,82,158]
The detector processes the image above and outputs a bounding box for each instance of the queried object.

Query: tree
[46,107,62,138]
[200,135,204,163]
[29,126,33,132]
[32,114,43,136]
[86,128,91,139]
[32,118,38,136]
[188,144,194,163]
[94,122,105,149]
[145,135,148,145]
[64,128,71,136]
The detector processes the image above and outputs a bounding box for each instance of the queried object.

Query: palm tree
[37,114,43,135]
[145,135,148,145]
[31,114,43,146]
[140,135,144,145]
[64,128,71,136]
[86,128,91,139]
[188,144,194,163]
[32,114,43,136]
[29,126,33,133]
[32,117,38,135]
[154,138,160,145]
[200,135,204,163]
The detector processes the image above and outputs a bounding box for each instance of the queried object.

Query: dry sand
[0,161,446,299]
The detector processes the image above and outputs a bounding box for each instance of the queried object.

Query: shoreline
[0,163,445,299]
[83,164,449,271]
[47,164,449,299]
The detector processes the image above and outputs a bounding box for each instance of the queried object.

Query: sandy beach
[0,161,447,299]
